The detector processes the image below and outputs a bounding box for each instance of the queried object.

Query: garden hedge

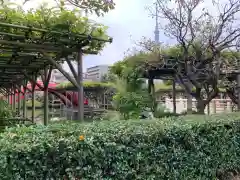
[0,113,240,179]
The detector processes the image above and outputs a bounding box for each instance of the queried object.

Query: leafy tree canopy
[111,43,240,93]
[22,0,115,16]
[56,81,112,89]
[0,2,111,52]
[111,44,240,77]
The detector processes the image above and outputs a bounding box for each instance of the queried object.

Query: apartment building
[86,65,109,81]
[50,69,89,83]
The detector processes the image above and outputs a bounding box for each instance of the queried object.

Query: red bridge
[7,80,88,106]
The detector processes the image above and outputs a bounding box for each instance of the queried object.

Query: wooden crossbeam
[0,65,43,68]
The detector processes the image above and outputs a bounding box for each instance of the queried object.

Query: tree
[110,52,155,119]
[151,0,240,113]
[23,0,115,16]
[220,51,240,104]
[101,72,117,83]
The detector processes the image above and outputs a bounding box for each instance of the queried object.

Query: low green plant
[26,100,43,108]
[0,100,13,119]
[0,113,240,179]
[101,110,122,121]
[112,91,152,119]
[153,103,177,118]
[111,77,153,119]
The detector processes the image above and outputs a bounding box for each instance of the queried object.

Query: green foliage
[101,110,121,121]
[110,70,151,119]
[110,53,153,118]
[153,103,179,118]
[23,0,115,17]
[0,100,31,130]
[56,81,112,89]
[0,2,110,52]
[1,113,240,179]
[110,52,149,79]
[112,90,153,119]
[26,100,43,108]
[0,100,13,119]
[100,72,117,83]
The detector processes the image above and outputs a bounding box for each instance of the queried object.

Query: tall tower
[154,3,160,44]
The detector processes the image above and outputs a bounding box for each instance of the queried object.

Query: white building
[51,69,69,83]
[50,69,90,83]
[86,65,110,81]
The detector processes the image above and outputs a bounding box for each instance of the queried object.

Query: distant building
[51,69,69,83]
[50,69,90,83]
[86,65,110,81]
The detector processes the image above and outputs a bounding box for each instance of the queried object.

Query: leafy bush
[101,110,122,121]
[0,113,240,179]
[112,91,152,119]
[111,78,153,119]
[0,100,13,119]
[0,100,31,131]
[26,100,43,108]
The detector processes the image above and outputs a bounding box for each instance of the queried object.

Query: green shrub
[153,103,179,118]
[101,110,122,121]
[0,100,13,119]
[112,91,152,119]
[26,100,42,108]
[0,113,240,179]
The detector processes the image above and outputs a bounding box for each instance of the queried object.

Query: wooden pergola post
[7,90,10,104]
[17,88,21,116]
[10,87,13,110]
[43,53,85,121]
[172,78,176,114]
[31,74,36,123]
[42,65,53,125]
[77,50,84,121]
[148,78,156,114]
[23,83,27,118]
[13,86,16,112]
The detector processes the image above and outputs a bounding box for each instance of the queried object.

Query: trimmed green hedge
[56,81,112,89]
[0,113,240,179]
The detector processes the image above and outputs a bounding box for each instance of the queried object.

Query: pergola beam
[0,22,112,42]
[0,40,99,54]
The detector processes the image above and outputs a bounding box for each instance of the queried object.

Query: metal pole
[77,50,84,121]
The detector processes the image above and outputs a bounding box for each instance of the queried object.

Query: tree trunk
[226,89,238,104]
[196,100,206,114]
